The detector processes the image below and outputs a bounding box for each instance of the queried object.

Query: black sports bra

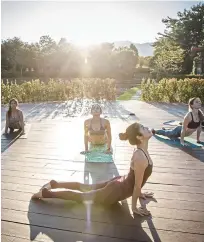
[187,112,200,129]
[135,148,153,188]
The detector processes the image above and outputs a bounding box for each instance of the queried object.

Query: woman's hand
[104,149,112,154]
[180,140,185,146]
[80,150,90,155]
[132,207,151,216]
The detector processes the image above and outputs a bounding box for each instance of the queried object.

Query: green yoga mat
[85,144,113,163]
[155,134,203,148]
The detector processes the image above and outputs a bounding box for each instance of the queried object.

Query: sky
[1,1,201,46]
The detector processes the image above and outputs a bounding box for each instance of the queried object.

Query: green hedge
[141,78,204,103]
[1,78,116,104]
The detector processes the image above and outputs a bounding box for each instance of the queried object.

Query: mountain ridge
[114,41,154,56]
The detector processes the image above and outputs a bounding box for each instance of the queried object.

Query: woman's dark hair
[91,104,102,114]
[188,97,203,120]
[119,122,142,145]
[7,98,18,118]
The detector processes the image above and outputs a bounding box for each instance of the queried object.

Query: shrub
[141,78,204,103]
[1,78,116,104]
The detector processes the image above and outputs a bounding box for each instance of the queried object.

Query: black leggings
[42,177,123,205]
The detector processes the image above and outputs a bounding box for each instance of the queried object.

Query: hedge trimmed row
[141,78,204,103]
[1,78,116,104]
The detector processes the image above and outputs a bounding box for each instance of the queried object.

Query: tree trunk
[20,66,23,77]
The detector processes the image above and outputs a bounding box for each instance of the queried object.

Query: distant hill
[114,41,154,56]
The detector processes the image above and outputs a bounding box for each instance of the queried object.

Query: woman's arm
[198,109,204,121]
[105,120,112,151]
[197,124,202,142]
[84,120,89,152]
[5,112,9,134]
[180,114,190,145]
[131,153,147,212]
[197,110,204,142]
[19,110,25,133]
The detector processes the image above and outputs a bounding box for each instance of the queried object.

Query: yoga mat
[155,134,203,148]
[1,123,31,140]
[164,120,204,128]
[163,120,182,126]
[85,144,114,163]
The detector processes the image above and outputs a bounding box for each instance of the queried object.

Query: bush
[150,72,204,81]
[141,78,204,103]
[134,67,150,74]
[1,78,116,104]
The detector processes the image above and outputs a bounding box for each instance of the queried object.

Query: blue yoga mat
[155,134,203,148]
[85,144,113,163]
[163,120,182,126]
[164,120,204,128]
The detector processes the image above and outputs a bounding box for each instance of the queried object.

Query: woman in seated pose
[32,122,154,216]
[4,98,25,134]
[81,104,112,154]
[152,97,203,145]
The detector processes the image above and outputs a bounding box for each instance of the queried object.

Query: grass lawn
[117,87,139,100]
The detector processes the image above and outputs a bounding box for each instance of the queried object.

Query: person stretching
[4,98,25,134]
[152,97,203,146]
[32,122,154,216]
[81,104,112,154]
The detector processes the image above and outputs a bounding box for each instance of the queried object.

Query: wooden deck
[1,100,204,242]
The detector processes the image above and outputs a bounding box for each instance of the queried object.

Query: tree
[88,43,114,78]
[1,37,24,74]
[113,46,139,78]
[139,56,145,67]
[1,37,139,79]
[158,3,204,73]
[151,38,185,77]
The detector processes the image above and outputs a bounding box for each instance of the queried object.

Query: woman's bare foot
[40,180,58,191]
[32,188,52,199]
[32,190,43,199]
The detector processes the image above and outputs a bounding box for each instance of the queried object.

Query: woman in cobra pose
[152,97,203,145]
[81,104,112,154]
[32,122,154,216]
[4,98,25,134]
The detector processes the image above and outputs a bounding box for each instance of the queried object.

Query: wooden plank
[1,222,135,242]
[1,170,74,181]
[2,182,204,203]
[2,159,204,179]
[1,175,51,186]
[2,168,204,188]
[2,197,204,222]
[3,221,204,242]
[2,190,204,212]
[2,153,204,170]
[2,208,204,236]
[3,145,204,159]
[2,161,204,178]
[72,171,204,187]
[1,235,14,242]
[2,173,204,195]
